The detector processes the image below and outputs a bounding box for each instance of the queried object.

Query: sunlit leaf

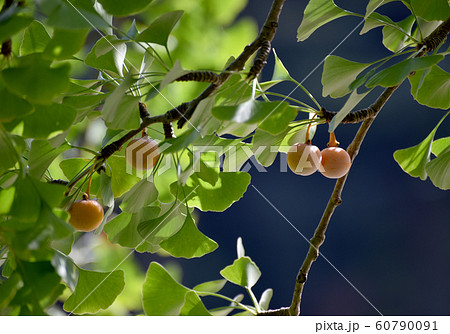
[120,179,158,213]
[409,66,450,109]
[297,0,352,41]
[394,111,449,180]
[137,203,185,249]
[20,20,51,55]
[51,251,78,291]
[220,256,261,288]
[63,268,125,314]
[366,55,444,88]
[28,140,70,178]
[382,15,415,52]
[1,55,70,104]
[172,172,251,212]
[105,207,160,250]
[259,288,273,311]
[410,0,450,21]
[137,10,184,47]
[107,156,141,197]
[365,0,397,17]
[179,291,212,316]
[44,28,89,59]
[159,60,188,90]
[9,176,41,223]
[99,170,114,207]
[30,178,66,208]
[45,0,107,30]
[193,279,227,294]
[142,262,190,315]
[0,88,34,122]
[22,104,77,139]
[0,186,15,215]
[271,49,291,81]
[85,35,127,76]
[322,56,371,98]
[431,137,450,156]
[160,212,218,258]
[102,75,140,130]
[213,100,295,135]
[426,150,450,190]
[360,12,395,35]
[160,128,200,154]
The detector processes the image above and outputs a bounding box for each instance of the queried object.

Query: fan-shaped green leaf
[213,100,295,135]
[360,12,394,35]
[64,268,124,314]
[409,66,450,109]
[411,0,450,21]
[382,15,415,52]
[28,140,70,179]
[394,111,449,180]
[0,88,34,122]
[102,75,140,130]
[180,291,212,316]
[193,279,227,294]
[20,20,51,55]
[426,150,450,190]
[365,0,397,17]
[120,179,158,213]
[272,49,291,81]
[297,0,352,41]
[22,104,76,139]
[142,262,190,315]
[160,212,218,258]
[220,256,261,288]
[322,56,371,98]
[107,156,141,197]
[137,10,184,47]
[85,35,127,76]
[366,55,444,88]
[431,137,450,156]
[172,172,251,212]
[1,55,71,104]
[44,28,89,59]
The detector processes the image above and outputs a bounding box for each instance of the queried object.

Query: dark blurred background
[142,0,450,315]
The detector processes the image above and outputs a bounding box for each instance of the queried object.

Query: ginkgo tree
[0,0,449,316]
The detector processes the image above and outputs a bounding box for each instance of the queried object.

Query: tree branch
[264,16,450,316]
[98,0,286,161]
[286,85,399,316]
[320,15,450,126]
[418,16,450,52]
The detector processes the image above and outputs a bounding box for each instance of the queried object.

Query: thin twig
[98,0,286,159]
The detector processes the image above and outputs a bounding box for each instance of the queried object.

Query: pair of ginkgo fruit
[287,140,352,179]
